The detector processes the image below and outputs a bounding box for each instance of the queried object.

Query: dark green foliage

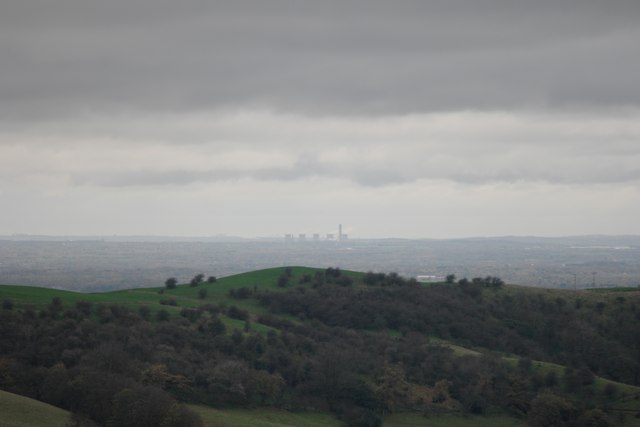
[527,392,577,427]
[0,267,638,427]
[256,313,294,329]
[109,384,201,427]
[325,267,342,278]
[299,274,312,284]
[2,298,14,310]
[198,288,207,299]
[258,276,640,386]
[67,412,98,427]
[199,315,226,336]
[75,301,93,317]
[603,382,617,400]
[138,306,150,320]
[48,297,63,317]
[312,271,325,287]
[165,277,177,289]
[207,275,217,283]
[228,287,253,299]
[363,272,378,285]
[277,274,289,288]
[180,308,199,322]
[577,409,611,427]
[227,305,249,321]
[190,273,205,287]
[335,276,353,286]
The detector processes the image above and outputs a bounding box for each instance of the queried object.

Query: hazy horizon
[2,236,639,291]
[3,231,640,241]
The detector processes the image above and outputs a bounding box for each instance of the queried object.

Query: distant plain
[1,235,639,291]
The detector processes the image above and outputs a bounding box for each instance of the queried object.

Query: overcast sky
[1,0,640,238]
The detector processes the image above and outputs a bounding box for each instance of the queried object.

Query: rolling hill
[1,266,639,427]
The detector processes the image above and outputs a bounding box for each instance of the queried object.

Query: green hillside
[0,389,70,427]
[1,266,639,427]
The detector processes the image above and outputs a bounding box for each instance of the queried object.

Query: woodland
[0,267,639,427]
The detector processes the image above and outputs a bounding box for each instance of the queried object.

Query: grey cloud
[72,164,326,188]
[72,170,239,187]
[67,150,640,189]
[3,109,640,189]
[2,0,640,120]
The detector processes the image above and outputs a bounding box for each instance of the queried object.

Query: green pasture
[189,405,342,427]
[0,389,70,427]
[0,266,316,310]
[384,412,524,427]
[0,267,323,332]
[189,405,527,427]
[0,387,529,427]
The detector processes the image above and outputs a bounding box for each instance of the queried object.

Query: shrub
[227,305,249,321]
[229,287,253,299]
[190,274,205,287]
[156,309,170,322]
[165,277,177,289]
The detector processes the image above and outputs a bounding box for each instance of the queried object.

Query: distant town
[1,235,639,292]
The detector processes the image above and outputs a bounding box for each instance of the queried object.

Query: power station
[284,224,348,242]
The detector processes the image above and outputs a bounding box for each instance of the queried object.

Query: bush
[157,309,170,322]
[527,392,577,427]
[227,305,249,321]
[190,274,205,287]
[138,306,151,320]
[109,384,203,427]
[336,276,353,286]
[604,382,618,400]
[165,277,177,289]
[229,287,253,299]
[277,274,289,288]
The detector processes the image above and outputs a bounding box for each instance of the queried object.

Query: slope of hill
[1,266,639,427]
[0,389,70,427]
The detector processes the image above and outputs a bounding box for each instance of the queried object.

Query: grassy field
[0,266,365,334]
[0,389,70,427]
[0,266,326,328]
[189,405,527,427]
[0,266,324,305]
[384,413,525,427]
[189,405,343,427]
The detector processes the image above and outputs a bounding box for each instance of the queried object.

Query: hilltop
[1,267,639,427]
[2,236,640,292]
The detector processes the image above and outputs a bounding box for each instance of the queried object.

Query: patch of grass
[587,287,640,293]
[188,405,342,427]
[0,389,70,427]
[219,314,275,334]
[0,285,92,306]
[428,337,481,357]
[0,267,323,315]
[384,412,525,427]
